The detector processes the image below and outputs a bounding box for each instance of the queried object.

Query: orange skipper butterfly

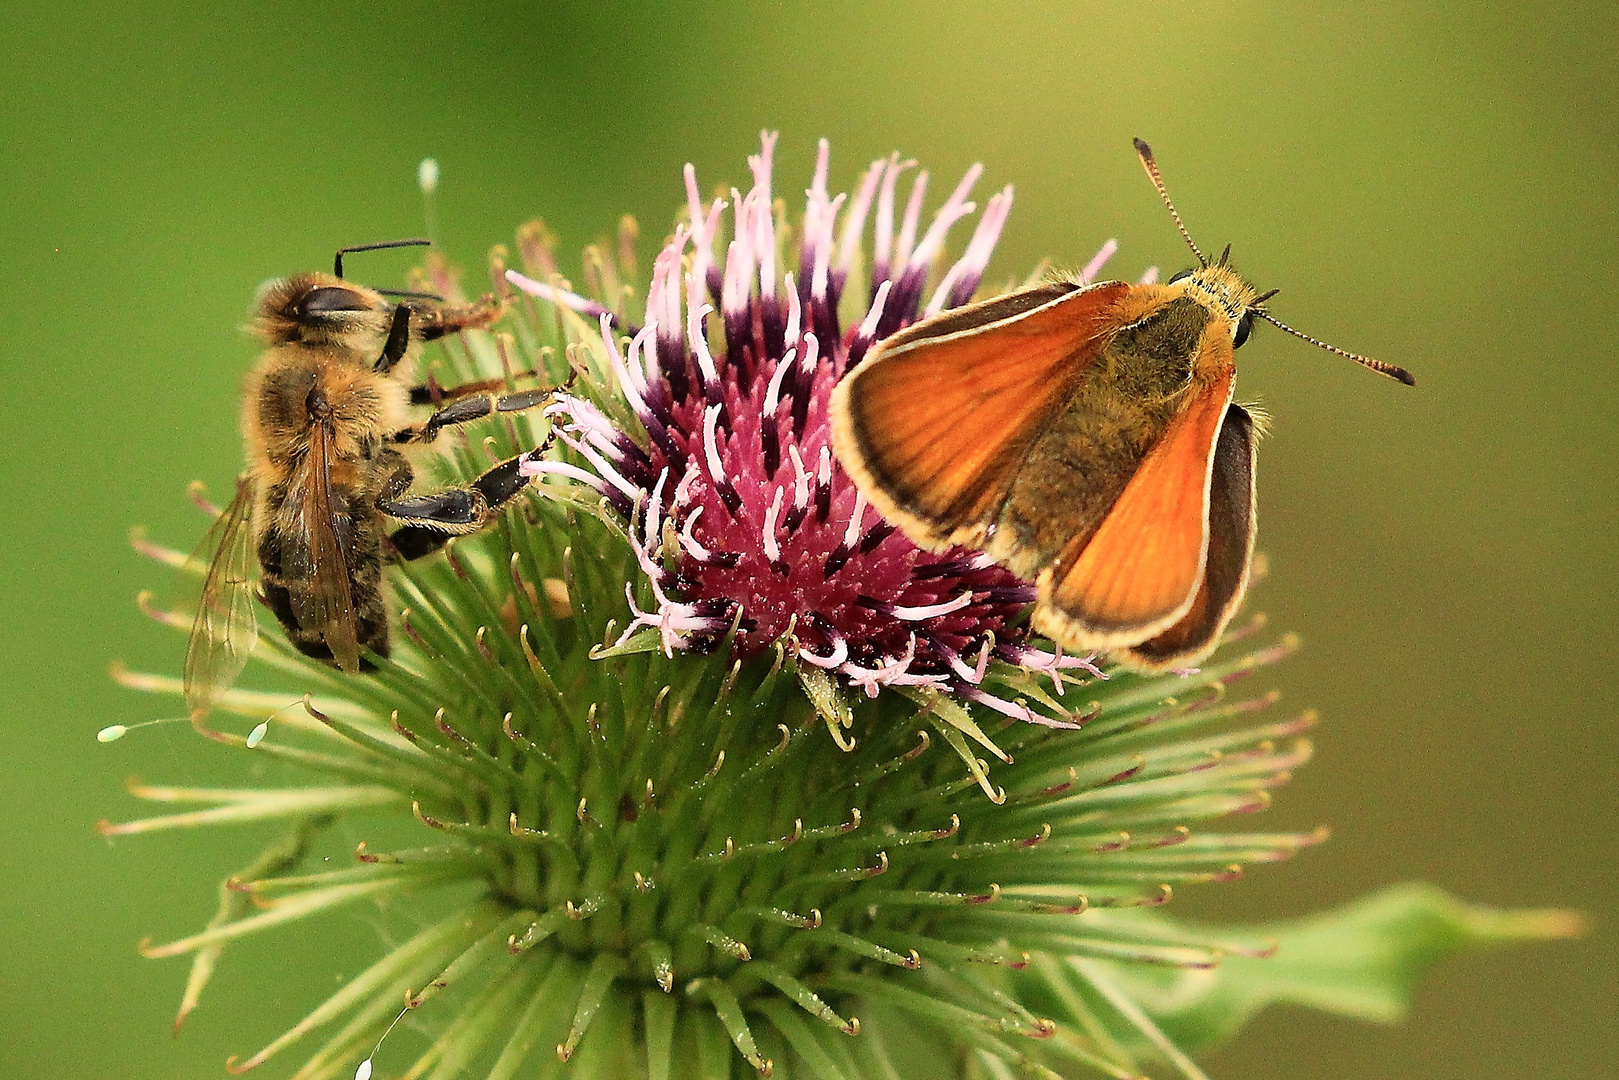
[830,138,1413,671]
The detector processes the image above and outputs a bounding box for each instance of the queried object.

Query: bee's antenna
[334,238,431,279]
[1256,311,1416,385]
[375,288,445,302]
[1133,138,1208,269]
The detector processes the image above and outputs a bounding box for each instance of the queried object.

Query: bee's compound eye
[1168,268,1195,284]
[298,286,371,317]
[1232,311,1255,348]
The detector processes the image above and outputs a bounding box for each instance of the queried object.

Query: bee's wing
[184,476,260,716]
[1034,360,1237,652]
[830,280,1131,553]
[1119,403,1257,670]
[286,421,361,672]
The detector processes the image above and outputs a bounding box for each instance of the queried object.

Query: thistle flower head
[103,135,1576,1080]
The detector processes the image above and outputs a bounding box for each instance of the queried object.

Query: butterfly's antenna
[334,238,431,279]
[1133,138,1208,269]
[1257,311,1416,385]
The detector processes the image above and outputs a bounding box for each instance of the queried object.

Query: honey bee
[184,240,550,715]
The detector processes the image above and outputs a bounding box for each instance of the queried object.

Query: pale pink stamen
[906,162,982,274]
[695,197,726,292]
[842,491,867,549]
[938,638,993,685]
[554,430,640,501]
[754,193,777,300]
[702,404,727,486]
[890,592,975,621]
[762,488,785,565]
[672,467,700,509]
[504,270,600,316]
[925,185,1013,317]
[835,158,886,282]
[547,398,623,455]
[893,170,929,272]
[856,280,892,341]
[518,457,610,494]
[1080,239,1119,284]
[722,185,758,320]
[684,164,710,265]
[800,332,820,375]
[749,132,779,299]
[873,155,912,276]
[643,470,669,551]
[840,636,950,697]
[1022,644,1103,697]
[810,138,830,208]
[625,502,669,589]
[811,192,846,302]
[762,347,798,419]
[783,273,802,347]
[721,237,748,321]
[599,314,648,415]
[629,323,658,389]
[1139,266,1160,284]
[965,688,1041,725]
[618,583,726,658]
[686,279,721,388]
[798,635,849,669]
[678,505,712,560]
[788,445,810,510]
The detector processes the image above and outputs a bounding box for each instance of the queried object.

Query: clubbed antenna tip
[1132,137,1208,268]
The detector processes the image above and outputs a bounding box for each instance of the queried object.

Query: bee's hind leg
[382,447,545,561]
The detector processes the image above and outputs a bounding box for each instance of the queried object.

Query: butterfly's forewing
[286,421,361,672]
[1034,360,1236,649]
[831,281,1130,552]
[184,476,260,716]
[1121,403,1257,669]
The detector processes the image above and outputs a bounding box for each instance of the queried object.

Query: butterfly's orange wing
[1121,403,1257,668]
[830,281,1130,552]
[1034,361,1236,650]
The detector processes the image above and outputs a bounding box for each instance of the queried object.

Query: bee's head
[252,272,396,349]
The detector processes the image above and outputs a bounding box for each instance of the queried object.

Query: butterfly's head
[1135,137,1414,383]
[1168,259,1270,349]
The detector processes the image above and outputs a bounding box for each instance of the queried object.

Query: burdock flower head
[513,134,1103,738]
[107,133,1579,1080]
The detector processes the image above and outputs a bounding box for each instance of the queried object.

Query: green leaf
[1088,882,1585,1056]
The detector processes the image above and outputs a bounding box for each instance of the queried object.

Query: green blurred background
[2,1,1612,1077]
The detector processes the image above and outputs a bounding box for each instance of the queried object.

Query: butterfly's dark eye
[1168,268,1195,284]
[1232,311,1255,348]
[297,286,370,318]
